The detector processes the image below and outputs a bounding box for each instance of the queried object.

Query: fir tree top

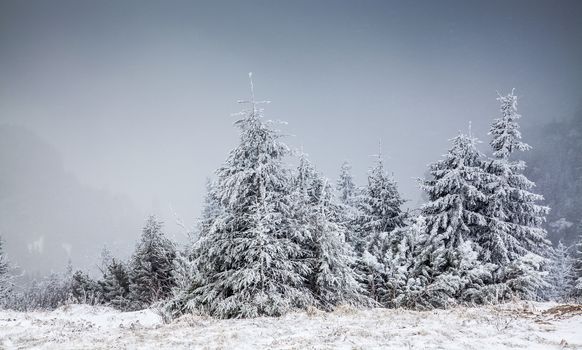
[336,161,357,206]
[489,90,531,160]
[421,129,487,244]
[215,72,290,211]
[359,146,407,234]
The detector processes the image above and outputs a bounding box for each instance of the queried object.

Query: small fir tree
[310,178,369,310]
[0,237,13,307]
[71,270,102,305]
[162,249,204,320]
[100,258,131,310]
[380,214,424,307]
[352,148,407,302]
[128,215,177,310]
[546,241,574,301]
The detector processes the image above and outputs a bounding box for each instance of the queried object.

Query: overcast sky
[1,0,582,272]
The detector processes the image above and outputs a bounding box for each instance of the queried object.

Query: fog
[1,0,581,274]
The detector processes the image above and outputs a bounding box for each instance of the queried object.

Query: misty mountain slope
[523,110,582,244]
[0,125,142,274]
[1,302,581,349]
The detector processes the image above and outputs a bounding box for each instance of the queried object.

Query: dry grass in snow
[1,302,581,349]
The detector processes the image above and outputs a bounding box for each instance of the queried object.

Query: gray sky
[1,0,582,273]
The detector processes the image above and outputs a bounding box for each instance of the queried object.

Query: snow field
[1,302,581,349]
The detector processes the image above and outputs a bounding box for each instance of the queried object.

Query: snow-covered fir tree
[336,161,360,245]
[546,241,574,301]
[504,253,549,301]
[404,131,493,309]
[352,148,407,302]
[189,74,313,318]
[288,151,320,260]
[162,249,203,320]
[573,225,582,299]
[71,270,102,305]
[0,236,13,307]
[128,215,176,310]
[295,151,320,200]
[337,161,357,207]
[482,90,551,299]
[354,150,407,252]
[287,152,369,309]
[378,214,424,307]
[160,181,220,318]
[100,258,131,310]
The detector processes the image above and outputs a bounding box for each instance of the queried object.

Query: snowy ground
[1,302,581,349]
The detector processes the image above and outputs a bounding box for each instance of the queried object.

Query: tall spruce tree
[128,215,176,310]
[190,74,312,318]
[352,148,407,302]
[483,90,551,299]
[405,131,493,309]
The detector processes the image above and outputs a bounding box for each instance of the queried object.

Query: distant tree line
[1,76,581,317]
[522,107,582,245]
